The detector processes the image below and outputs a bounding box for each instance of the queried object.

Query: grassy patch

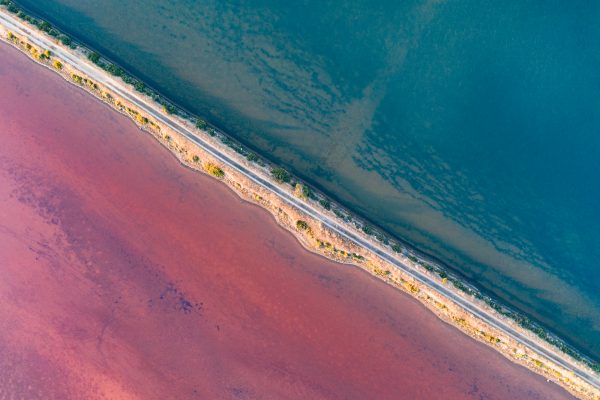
[204,162,224,178]
[271,167,291,183]
[246,152,258,162]
[296,220,309,231]
[196,119,207,130]
[87,52,100,63]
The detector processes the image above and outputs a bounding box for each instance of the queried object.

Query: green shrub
[246,153,258,162]
[196,119,207,130]
[52,60,63,70]
[319,199,331,210]
[192,155,200,163]
[362,226,373,235]
[60,36,72,46]
[391,244,401,253]
[102,63,124,77]
[302,184,312,198]
[87,52,100,64]
[271,167,291,183]
[133,81,146,92]
[39,21,51,32]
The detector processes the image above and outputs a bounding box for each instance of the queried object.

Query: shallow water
[13,0,600,360]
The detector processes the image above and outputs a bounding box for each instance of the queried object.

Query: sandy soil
[0,41,574,399]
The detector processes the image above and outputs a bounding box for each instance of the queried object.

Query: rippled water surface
[15,0,600,360]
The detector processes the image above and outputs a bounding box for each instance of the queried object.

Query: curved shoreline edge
[0,5,598,399]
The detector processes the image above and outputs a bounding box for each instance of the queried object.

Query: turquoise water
[16,0,600,360]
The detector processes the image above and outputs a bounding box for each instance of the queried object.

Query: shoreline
[0,5,597,399]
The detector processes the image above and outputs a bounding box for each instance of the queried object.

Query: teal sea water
[16,0,600,360]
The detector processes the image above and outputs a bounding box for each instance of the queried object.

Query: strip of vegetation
[83,49,185,119]
[220,136,246,155]
[90,50,224,150]
[404,249,600,372]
